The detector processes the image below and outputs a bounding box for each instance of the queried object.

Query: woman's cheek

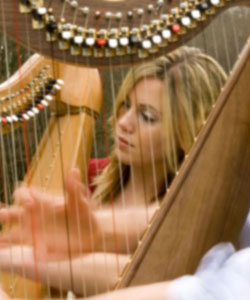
[140,128,165,162]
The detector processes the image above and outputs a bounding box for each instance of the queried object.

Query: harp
[0,0,250,299]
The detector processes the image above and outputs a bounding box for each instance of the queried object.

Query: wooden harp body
[0,52,103,297]
[0,0,250,298]
[119,39,250,286]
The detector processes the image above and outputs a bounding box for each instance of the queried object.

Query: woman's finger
[0,288,10,300]
[65,168,81,196]
[13,186,32,206]
[29,187,63,208]
[65,168,83,207]
[66,168,90,209]
[0,207,25,223]
[0,230,25,245]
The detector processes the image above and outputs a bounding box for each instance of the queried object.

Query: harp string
[113,64,143,247]
[92,12,110,295]
[8,0,74,296]
[25,9,55,300]
[56,3,106,295]
[0,2,15,209]
[128,34,150,227]
[142,5,165,208]
[23,22,52,300]
[0,6,193,298]
[117,6,149,247]
[1,1,38,298]
[108,65,125,268]
[137,6,155,221]
[89,10,113,296]
[158,62,171,193]
[108,5,131,265]
[100,65,121,280]
[0,25,17,298]
[111,4,137,260]
[0,1,249,298]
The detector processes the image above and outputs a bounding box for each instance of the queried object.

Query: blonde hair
[92,46,227,204]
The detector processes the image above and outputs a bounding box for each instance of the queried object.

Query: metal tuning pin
[81,6,90,16]
[45,9,58,42]
[139,25,152,58]
[94,29,107,58]
[57,79,64,86]
[150,20,164,49]
[189,8,202,21]
[117,27,129,56]
[159,14,172,44]
[105,11,113,21]
[136,8,145,18]
[82,28,96,57]
[180,15,192,28]
[129,28,142,55]
[127,10,133,19]
[178,2,194,28]
[210,0,224,7]
[19,0,32,13]
[107,28,119,57]
[71,27,85,56]
[169,8,186,35]
[58,21,73,50]
[197,1,213,16]
[115,12,123,22]
[35,0,44,7]
[32,6,47,29]
[69,0,78,9]
[94,10,101,19]
[18,0,226,62]
[147,4,155,13]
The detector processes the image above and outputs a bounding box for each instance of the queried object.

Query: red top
[87,158,110,192]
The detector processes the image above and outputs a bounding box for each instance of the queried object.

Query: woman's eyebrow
[139,103,161,115]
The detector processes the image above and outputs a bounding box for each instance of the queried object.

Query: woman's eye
[121,100,130,109]
[118,100,130,116]
[141,111,157,123]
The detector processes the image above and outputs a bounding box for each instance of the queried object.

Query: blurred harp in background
[0,0,250,298]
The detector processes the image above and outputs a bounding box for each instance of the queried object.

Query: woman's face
[115,77,165,167]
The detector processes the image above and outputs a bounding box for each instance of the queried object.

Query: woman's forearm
[0,246,129,296]
[86,282,170,300]
[95,204,159,254]
[4,282,170,300]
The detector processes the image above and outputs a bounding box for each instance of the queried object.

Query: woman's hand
[0,169,100,261]
[0,288,10,300]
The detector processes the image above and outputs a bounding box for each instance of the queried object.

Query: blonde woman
[0,46,244,298]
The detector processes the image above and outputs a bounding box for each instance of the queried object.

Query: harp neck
[1,0,250,67]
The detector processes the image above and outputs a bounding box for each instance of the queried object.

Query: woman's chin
[114,148,133,165]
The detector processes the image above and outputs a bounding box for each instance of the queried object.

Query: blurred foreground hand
[0,168,99,261]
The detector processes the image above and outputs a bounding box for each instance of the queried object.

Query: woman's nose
[118,110,135,133]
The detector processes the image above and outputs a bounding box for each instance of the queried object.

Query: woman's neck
[123,160,167,206]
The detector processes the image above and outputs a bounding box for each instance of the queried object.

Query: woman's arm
[94,204,158,253]
[2,244,250,300]
[0,281,170,300]
[0,169,158,258]
[0,246,129,296]
[86,282,169,300]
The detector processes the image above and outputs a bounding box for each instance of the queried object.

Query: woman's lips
[117,136,133,149]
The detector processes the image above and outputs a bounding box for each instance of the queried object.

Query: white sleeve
[239,210,250,249]
[165,243,250,300]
